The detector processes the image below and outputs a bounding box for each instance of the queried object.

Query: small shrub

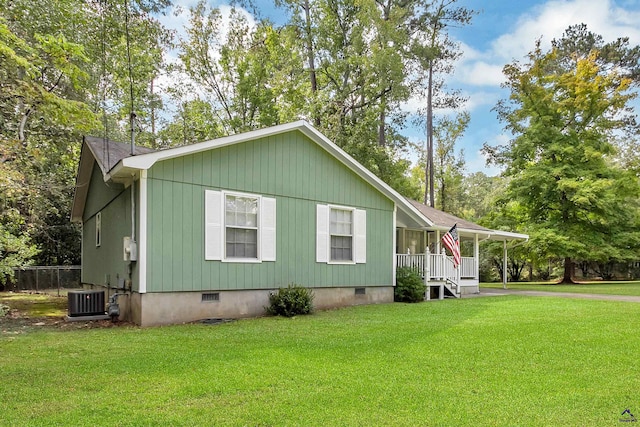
[394,267,425,303]
[267,284,314,317]
[0,304,10,317]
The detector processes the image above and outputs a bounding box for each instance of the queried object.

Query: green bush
[267,284,314,317]
[394,267,426,303]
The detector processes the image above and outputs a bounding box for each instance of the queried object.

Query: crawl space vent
[202,292,220,302]
[355,287,366,295]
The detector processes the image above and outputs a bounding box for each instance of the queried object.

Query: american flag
[441,224,461,268]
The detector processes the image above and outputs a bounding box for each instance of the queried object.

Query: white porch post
[436,229,441,254]
[474,233,479,280]
[502,240,508,289]
[425,248,430,300]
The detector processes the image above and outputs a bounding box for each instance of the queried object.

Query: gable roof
[85,136,156,174]
[71,121,528,242]
[71,137,156,222]
[72,121,429,226]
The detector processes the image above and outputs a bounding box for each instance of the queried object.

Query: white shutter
[316,204,330,263]
[354,208,367,263]
[261,197,277,261]
[204,190,223,260]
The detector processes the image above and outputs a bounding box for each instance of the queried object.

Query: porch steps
[443,279,460,298]
[426,279,460,300]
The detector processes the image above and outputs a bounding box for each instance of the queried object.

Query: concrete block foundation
[89,286,394,326]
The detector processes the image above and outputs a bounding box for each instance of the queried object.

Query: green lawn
[2,297,640,426]
[481,280,640,296]
[0,292,67,317]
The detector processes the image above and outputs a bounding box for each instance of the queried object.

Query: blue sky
[159,0,640,175]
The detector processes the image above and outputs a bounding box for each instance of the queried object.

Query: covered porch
[394,199,528,299]
[395,228,486,297]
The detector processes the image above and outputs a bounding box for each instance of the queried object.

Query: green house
[72,121,526,326]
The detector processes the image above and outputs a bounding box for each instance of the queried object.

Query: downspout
[131,174,136,250]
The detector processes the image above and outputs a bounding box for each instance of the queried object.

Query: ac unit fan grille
[68,290,106,317]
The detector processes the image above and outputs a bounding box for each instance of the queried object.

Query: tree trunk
[378,107,386,146]
[560,256,576,284]
[150,79,157,149]
[425,63,434,207]
[303,0,320,127]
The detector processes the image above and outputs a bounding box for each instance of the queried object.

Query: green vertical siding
[82,163,138,289]
[145,130,394,292]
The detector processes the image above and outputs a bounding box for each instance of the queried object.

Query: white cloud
[456,62,505,87]
[491,0,623,61]
[400,94,425,115]
[463,90,502,112]
[458,0,640,90]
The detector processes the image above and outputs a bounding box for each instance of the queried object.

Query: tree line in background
[1,0,639,285]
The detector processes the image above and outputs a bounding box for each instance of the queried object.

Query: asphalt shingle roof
[84,136,156,173]
[406,198,491,232]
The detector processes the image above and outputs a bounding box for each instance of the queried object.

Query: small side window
[96,212,102,247]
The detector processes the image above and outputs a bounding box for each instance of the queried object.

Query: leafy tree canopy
[484,26,640,283]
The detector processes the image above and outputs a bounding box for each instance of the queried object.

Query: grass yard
[0,292,68,317]
[2,296,640,426]
[481,280,640,296]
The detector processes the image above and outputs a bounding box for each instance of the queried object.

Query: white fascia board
[429,224,494,238]
[426,224,528,241]
[105,164,140,183]
[296,124,433,227]
[108,121,431,228]
[489,230,530,241]
[120,121,310,171]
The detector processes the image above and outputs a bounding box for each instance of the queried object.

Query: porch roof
[404,199,528,241]
[406,199,491,232]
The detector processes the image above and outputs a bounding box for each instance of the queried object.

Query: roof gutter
[428,224,493,237]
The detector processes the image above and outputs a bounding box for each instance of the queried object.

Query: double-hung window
[225,195,258,259]
[205,190,276,262]
[316,204,366,264]
[330,208,353,261]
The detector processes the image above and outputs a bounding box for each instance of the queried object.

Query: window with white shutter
[316,204,366,264]
[205,190,276,262]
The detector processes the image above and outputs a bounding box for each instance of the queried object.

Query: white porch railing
[396,252,476,280]
[460,257,476,279]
